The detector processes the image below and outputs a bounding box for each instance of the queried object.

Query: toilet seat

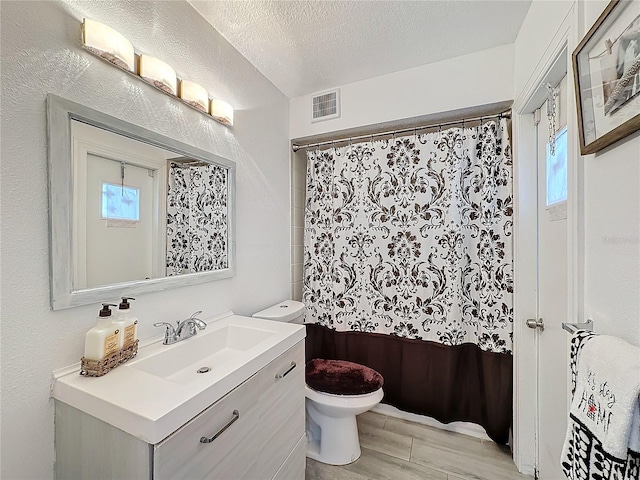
[305,384,384,410]
[305,358,384,396]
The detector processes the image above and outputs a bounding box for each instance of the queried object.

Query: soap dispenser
[114,297,138,349]
[84,304,120,361]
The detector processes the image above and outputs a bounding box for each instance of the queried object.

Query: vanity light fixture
[179,80,209,113]
[210,99,234,127]
[82,18,135,72]
[80,18,233,127]
[139,55,177,96]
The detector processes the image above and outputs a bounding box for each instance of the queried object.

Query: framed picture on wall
[573,0,640,155]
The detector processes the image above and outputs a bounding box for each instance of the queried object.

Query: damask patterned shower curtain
[166,162,228,275]
[303,119,514,443]
[304,119,513,352]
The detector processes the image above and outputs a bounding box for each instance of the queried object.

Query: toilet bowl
[253,301,384,465]
[305,384,384,465]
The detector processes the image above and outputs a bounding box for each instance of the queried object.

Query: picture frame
[573,0,640,155]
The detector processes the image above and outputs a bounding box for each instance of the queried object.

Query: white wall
[515,0,639,343]
[581,0,640,344]
[290,44,514,139]
[0,1,290,478]
[513,0,575,97]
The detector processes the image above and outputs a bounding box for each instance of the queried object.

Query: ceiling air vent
[311,89,340,122]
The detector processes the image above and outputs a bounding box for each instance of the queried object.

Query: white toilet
[253,300,384,465]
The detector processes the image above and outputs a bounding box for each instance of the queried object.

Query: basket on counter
[80,340,139,377]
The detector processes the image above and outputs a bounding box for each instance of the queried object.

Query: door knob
[526,318,544,331]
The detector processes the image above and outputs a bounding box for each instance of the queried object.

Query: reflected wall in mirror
[48,95,235,310]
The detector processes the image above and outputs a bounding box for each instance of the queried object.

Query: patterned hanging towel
[561,330,640,479]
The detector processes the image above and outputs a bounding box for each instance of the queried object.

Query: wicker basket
[80,340,139,377]
[119,340,139,363]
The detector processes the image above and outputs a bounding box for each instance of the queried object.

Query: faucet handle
[188,311,207,330]
[154,322,178,345]
[154,321,174,328]
[154,322,176,333]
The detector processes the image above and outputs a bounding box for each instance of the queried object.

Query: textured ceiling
[189,0,532,98]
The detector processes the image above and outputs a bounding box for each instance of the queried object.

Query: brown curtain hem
[305,324,513,444]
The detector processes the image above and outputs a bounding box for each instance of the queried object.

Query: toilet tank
[252,300,305,324]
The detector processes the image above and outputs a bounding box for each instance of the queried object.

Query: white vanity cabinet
[55,341,306,480]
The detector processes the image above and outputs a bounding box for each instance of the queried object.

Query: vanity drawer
[258,340,304,396]
[154,370,261,480]
[245,400,304,479]
[272,433,307,480]
[244,343,305,479]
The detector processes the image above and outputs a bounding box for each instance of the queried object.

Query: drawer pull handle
[275,361,296,379]
[200,410,240,444]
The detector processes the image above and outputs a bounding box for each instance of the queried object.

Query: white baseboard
[372,403,492,442]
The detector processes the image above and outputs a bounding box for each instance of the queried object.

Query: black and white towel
[561,330,640,480]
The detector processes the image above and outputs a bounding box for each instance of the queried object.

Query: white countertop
[52,312,306,444]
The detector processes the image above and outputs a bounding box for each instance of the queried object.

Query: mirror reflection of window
[101,182,140,221]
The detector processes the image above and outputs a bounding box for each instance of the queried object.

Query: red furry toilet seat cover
[305,359,384,395]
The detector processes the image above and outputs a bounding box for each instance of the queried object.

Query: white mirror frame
[47,94,236,310]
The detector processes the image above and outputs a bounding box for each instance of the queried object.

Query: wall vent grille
[312,90,340,122]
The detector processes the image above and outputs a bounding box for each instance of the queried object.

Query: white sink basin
[52,312,306,444]
[129,325,278,384]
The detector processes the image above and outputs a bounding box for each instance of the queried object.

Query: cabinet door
[244,342,305,479]
[55,401,152,480]
[154,371,261,479]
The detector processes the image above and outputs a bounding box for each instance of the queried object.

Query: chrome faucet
[154,311,207,345]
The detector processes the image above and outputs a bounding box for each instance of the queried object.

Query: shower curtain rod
[168,157,210,168]
[291,109,512,152]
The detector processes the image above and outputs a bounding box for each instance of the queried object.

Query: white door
[71,120,170,289]
[533,76,570,479]
[85,155,156,287]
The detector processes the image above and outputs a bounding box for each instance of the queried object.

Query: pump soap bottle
[84,304,120,361]
[114,297,138,349]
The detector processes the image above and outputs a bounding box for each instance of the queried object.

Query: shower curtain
[166,162,228,275]
[303,119,513,443]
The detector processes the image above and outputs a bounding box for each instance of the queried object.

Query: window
[546,126,568,207]
[101,182,140,221]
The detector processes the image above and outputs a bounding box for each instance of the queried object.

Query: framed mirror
[47,94,236,310]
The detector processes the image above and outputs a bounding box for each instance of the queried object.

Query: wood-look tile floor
[305,412,532,480]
